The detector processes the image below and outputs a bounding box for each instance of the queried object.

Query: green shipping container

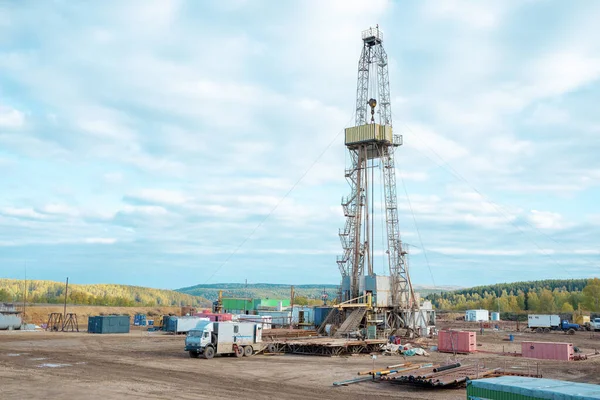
[257,299,290,308]
[88,315,130,334]
[221,298,253,312]
[467,376,600,400]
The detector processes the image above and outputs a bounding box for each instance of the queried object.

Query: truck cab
[185,321,266,359]
[591,318,600,332]
[559,320,580,334]
[185,321,214,358]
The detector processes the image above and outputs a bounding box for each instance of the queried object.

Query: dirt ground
[1,327,600,400]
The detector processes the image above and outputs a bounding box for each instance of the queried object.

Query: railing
[393,134,403,146]
[362,27,383,41]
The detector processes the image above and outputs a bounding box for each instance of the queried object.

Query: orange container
[438,330,477,353]
[521,341,573,361]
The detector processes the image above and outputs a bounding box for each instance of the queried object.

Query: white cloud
[84,237,117,244]
[528,210,569,230]
[129,189,191,205]
[421,0,514,30]
[0,207,46,220]
[526,104,570,125]
[103,172,124,184]
[0,105,25,128]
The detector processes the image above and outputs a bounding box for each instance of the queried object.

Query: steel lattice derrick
[339,26,411,308]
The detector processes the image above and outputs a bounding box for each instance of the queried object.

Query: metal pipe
[433,363,461,373]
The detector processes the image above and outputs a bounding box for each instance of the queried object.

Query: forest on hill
[0,279,211,307]
[425,278,600,313]
[177,283,339,305]
[177,283,458,304]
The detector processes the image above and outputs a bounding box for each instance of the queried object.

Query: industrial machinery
[319,26,435,339]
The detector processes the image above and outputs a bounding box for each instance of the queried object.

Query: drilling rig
[318,26,435,339]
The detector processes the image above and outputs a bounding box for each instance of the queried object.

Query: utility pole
[62,277,69,331]
[23,262,26,324]
[289,285,295,330]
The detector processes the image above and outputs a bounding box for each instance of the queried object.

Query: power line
[202,113,356,284]
[398,165,436,288]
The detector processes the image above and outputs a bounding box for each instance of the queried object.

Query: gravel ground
[1,328,599,399]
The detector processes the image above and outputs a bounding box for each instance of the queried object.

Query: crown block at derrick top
[344,124,393,146]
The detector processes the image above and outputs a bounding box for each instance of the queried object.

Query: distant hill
[0,279,211,308]
[176,283,459,302]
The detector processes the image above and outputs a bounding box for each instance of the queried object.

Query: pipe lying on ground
[433,363,461,373]
[333,376,374,386]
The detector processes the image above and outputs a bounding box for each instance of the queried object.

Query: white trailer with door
[185,321,268,359]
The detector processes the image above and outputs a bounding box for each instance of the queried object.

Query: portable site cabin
[465,309,489,322]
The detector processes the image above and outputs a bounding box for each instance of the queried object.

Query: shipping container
[314,307,333,327]
[467,376,600,400]
[437,330,476,353]
[292,306,314,325]
[234,315,272,329]
[88,315,130,334]
[521,341,574,361]
[255,299,290,309]
[164,316,210,333]
[344,123,393,146]
[193,312,234,322]
[133,314,147,326]
[491,312,500,321]
[466,309,489,322]
[222,298,254,313]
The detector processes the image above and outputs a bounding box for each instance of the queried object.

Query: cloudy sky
[1,0,599,290]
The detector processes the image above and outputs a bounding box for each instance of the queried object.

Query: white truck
[591,318,600,332]
[528,314,580,334]
[185,321,268,359]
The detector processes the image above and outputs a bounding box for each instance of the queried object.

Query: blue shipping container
[314,307,333,327]
[133,314,147,326]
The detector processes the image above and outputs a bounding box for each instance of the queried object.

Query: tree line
[0,279,211,307]
[425,278,600,313]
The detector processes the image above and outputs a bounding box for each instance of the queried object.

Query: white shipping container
[528,314,560,328]
[174,316,210,333]
[466,309,489,322]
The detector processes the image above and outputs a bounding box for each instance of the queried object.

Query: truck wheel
[243,346,253,357]
[267,343,277,353]
[189,351,200,358]
[234,345,243,358]
[536,328,543,333]
[203,346,215,359]
[567,328,575,335]
[543,328,550,334]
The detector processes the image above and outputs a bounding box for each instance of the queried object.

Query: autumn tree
[582,278,600,312]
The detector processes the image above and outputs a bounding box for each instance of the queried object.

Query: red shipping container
[438,330,477,353]
[193,312,234,322]
[521,341,573,361]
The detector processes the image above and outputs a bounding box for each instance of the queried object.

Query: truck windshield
[188,331,203,337]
